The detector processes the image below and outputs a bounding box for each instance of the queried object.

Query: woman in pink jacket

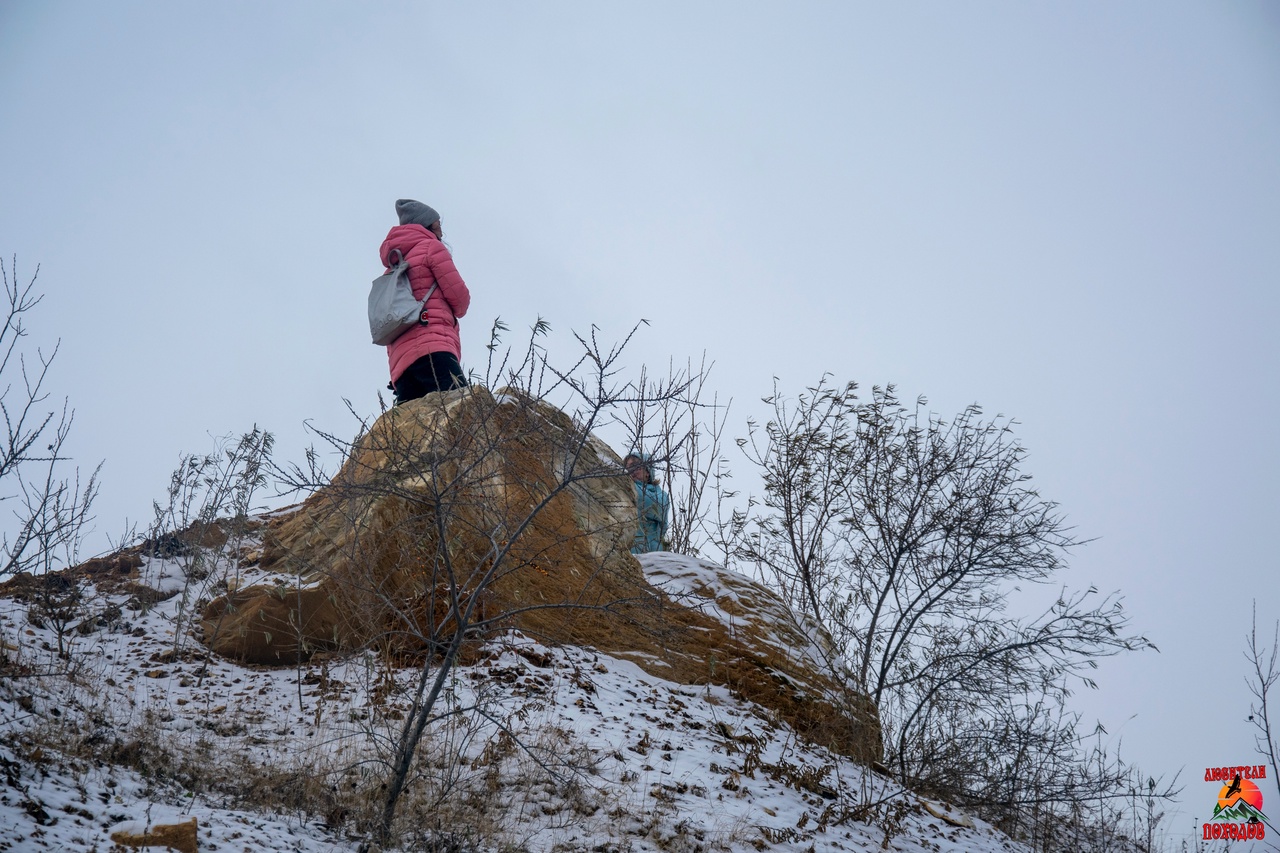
[379,199,472,403]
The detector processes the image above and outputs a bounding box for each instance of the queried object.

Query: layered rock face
[198,387,881,762]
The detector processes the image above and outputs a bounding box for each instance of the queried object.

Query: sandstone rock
[201,386,640,664]
[199,386,881,762]
[109,816,198,852]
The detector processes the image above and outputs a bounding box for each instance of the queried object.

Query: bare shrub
[0,259,101,583]
[144,427,274,655]
[1245,602,1280,807]
[0,257,100,673]
[731,376,1174,848]
[275,320,701,843]
[618,354,733,557]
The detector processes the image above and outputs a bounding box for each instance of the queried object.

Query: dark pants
[392,352,468,405]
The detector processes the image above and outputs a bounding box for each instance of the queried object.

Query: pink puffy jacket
[379,224,471,383]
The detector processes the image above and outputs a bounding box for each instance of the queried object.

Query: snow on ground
[0,727,341,852]
[0,545,1030,852]
[638,552,840,675]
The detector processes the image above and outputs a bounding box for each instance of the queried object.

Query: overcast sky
[2,2,1278,842]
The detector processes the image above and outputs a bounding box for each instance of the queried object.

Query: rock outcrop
[197,387,881,762]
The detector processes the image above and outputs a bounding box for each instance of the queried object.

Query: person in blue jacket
[623,451,670,554]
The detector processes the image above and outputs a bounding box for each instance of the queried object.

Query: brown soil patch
[110,817,198,853]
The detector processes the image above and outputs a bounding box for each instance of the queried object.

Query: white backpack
[368,249,437,346]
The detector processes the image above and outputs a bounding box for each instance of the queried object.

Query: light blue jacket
[632,480,670,554]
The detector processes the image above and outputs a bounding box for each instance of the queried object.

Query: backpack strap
[417,282,439,325]
[423,281,460,327]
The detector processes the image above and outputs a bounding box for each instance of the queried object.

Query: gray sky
[3,1,1278,840]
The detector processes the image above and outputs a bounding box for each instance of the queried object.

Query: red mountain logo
[1203,765,1267,842]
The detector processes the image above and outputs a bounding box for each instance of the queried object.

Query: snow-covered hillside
[0,545,1029,852]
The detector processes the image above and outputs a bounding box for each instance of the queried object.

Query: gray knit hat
[395,199,441,229]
